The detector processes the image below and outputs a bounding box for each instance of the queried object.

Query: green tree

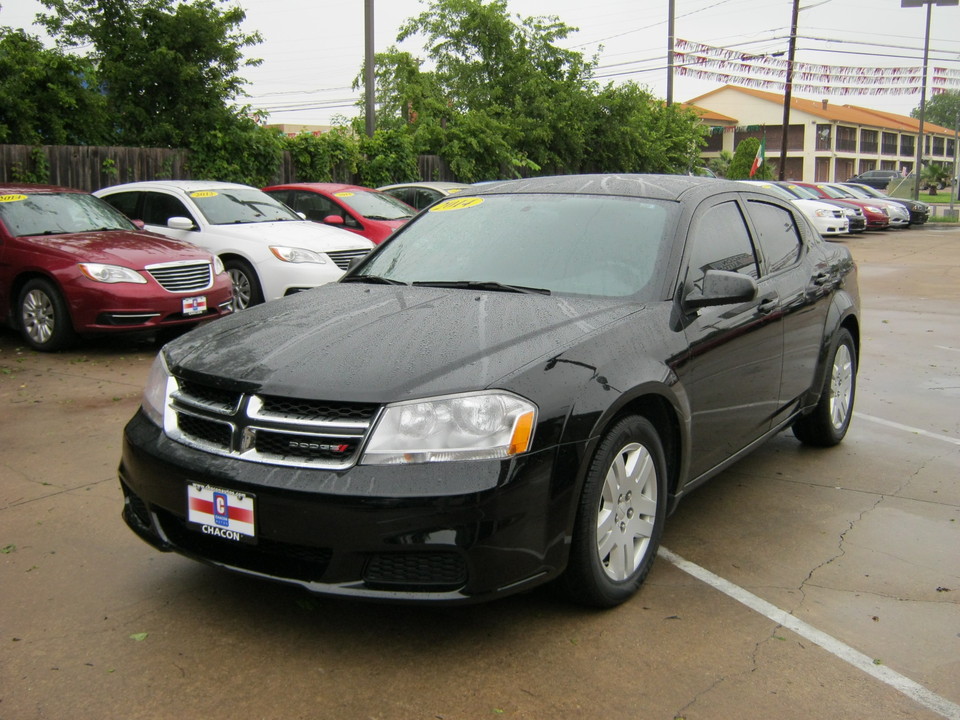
[911,91,960,131]
[362,0,706,180]
[0,27,107,144]
[38,0,262,149]
[727,137,772,180]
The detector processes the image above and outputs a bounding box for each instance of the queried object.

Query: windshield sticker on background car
[190,191,219,198]
[0,194,27,203]
[334,192,355,197]
[430,197,484,212]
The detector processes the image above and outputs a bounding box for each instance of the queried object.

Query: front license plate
[187,483,256,544]
[182,295,207,316]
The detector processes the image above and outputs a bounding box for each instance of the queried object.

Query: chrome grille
[147,260,214,292]
[166,378,380,469]
[326,249,370,271]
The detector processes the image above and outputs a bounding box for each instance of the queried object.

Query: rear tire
[562,415,667,608]
[793,328,856,447]
[17,278,77,352]
[224,258,263,310]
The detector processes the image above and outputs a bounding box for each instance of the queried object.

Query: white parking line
[856,412,960,446]
[658,547,960,720]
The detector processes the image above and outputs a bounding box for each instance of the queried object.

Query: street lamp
[900,0,958,200]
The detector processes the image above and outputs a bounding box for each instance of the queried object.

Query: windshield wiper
[340,275,407,286]
[412,280,550,295]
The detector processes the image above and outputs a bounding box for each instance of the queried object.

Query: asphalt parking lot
[2,227,958,720]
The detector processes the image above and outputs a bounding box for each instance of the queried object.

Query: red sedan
[263,183,416,244]
[0,184,234,351]
[788,181,889,230]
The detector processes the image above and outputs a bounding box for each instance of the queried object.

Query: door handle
[757,298,778,315]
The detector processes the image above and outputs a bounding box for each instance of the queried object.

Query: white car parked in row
[95,181,374,309]
[737,181,849,236]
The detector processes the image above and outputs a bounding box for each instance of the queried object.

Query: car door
[744,199,836,425]
[674,197,784,478]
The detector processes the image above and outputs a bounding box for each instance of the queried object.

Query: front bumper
[119,411,583,603]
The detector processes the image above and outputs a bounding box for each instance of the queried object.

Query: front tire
[562,415,667,608]
[793,327,857,447]
[224,258,263,310]
[17,278,77,352]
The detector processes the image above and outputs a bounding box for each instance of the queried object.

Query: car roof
[97,180,257,193]
[463,174,745,202]
[1,183,86,194]
[378,182,472,191]
[264,183,376,193]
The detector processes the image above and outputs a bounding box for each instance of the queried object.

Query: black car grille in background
[326,249,370,271]
[147,261,214,292]
[168,378,380,469]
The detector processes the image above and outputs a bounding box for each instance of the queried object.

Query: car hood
[204,220,374,251]
[166,284,642,403]
[20,229,211,268]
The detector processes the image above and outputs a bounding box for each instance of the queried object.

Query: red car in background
[263,183,416,245]
[0,184,233,352]
[788,181,890,230]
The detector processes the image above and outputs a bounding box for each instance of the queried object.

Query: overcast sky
[3,0,959,126]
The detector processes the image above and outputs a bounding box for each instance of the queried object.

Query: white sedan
[95,181,374,309]
[738,181,849,236]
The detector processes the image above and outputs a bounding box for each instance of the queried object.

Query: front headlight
[362,391,537,465]
[813,208,831,217]
[269,246,328,264]
[864,205,884,214]
[213,255,226,274]
[78,263,148,284]
[142,353,173,428]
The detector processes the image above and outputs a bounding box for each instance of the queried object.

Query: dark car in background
[377,181,472,211]
[0,184,233,351]
[118,175,860,607]
[841,182,930,225]
[847,169,902,190]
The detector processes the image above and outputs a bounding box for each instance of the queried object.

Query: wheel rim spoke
[595,441,659,582]
[829,345,853,429]
[23,290,54,344]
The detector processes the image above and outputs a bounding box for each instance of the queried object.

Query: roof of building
[686,85,955,135]
[681,103,737,124]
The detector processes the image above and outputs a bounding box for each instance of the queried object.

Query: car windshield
[742,182,796,201]
[0,192,135,236]
[848,184,883,198]
[783,184,821,200]
[335,190,416,220]
[352,194,676,299]
[820,185,857,199]
[189,188,301,225]
[838,185,871,199]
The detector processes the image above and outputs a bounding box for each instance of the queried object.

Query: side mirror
[323,215,345,227]
[684,269,757,309]
[167,216,196,231]
[131,219,146,230]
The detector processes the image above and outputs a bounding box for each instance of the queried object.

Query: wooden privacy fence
[0,144,456,191]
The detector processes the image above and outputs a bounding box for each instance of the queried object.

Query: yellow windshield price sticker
[0,194,28,203]
[334,192,355,197]
[430,197,483,212]
[190,191,219,198]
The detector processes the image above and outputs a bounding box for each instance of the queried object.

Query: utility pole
[778,0,800,181]
[666,0,675,106]
[364,0,376,137]
[901,0,959,200]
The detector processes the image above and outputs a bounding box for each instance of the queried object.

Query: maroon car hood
[21,229,209,268]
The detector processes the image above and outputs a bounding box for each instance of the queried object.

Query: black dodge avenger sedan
[119,175,860,607]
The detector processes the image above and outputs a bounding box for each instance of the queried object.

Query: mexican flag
[749,138,766,178]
